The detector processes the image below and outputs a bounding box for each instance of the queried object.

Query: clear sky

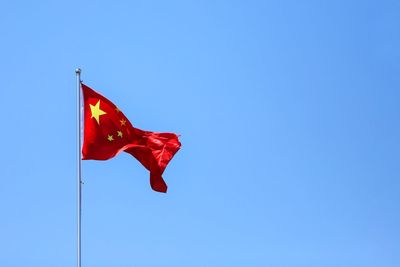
[0,1,399,266]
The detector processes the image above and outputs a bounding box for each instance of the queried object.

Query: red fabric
[81,83,181,193]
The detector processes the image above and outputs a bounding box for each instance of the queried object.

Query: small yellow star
[107,134,114,141]
[115,107,121,113]
[90,100,107,125]
[117,131,123,138]
[120,119,126,126]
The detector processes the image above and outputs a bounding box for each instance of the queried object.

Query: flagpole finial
[75,68,81,74]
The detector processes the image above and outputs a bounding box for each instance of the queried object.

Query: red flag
[81,83,181,193]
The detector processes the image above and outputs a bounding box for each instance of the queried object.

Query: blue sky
[0,1,399,266]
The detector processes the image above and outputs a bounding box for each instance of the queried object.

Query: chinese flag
[81,83,181,193]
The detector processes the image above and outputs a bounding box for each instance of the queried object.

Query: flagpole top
[75,68,81,74]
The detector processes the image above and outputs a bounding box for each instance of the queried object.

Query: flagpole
[75,68,82,267]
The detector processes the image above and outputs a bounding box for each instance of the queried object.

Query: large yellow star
[90,100,107,125]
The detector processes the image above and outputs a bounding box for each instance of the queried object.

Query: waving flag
[81,83,181,193]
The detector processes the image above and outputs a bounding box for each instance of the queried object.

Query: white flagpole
[75,68,82,267]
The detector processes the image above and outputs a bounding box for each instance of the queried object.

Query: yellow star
[120,119,126,126]
[90,100,107,125]
[117,131,123,138]
[107,134,114,141]
[115,107,121,113]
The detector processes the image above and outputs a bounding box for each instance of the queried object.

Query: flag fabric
[81,83,181,193]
